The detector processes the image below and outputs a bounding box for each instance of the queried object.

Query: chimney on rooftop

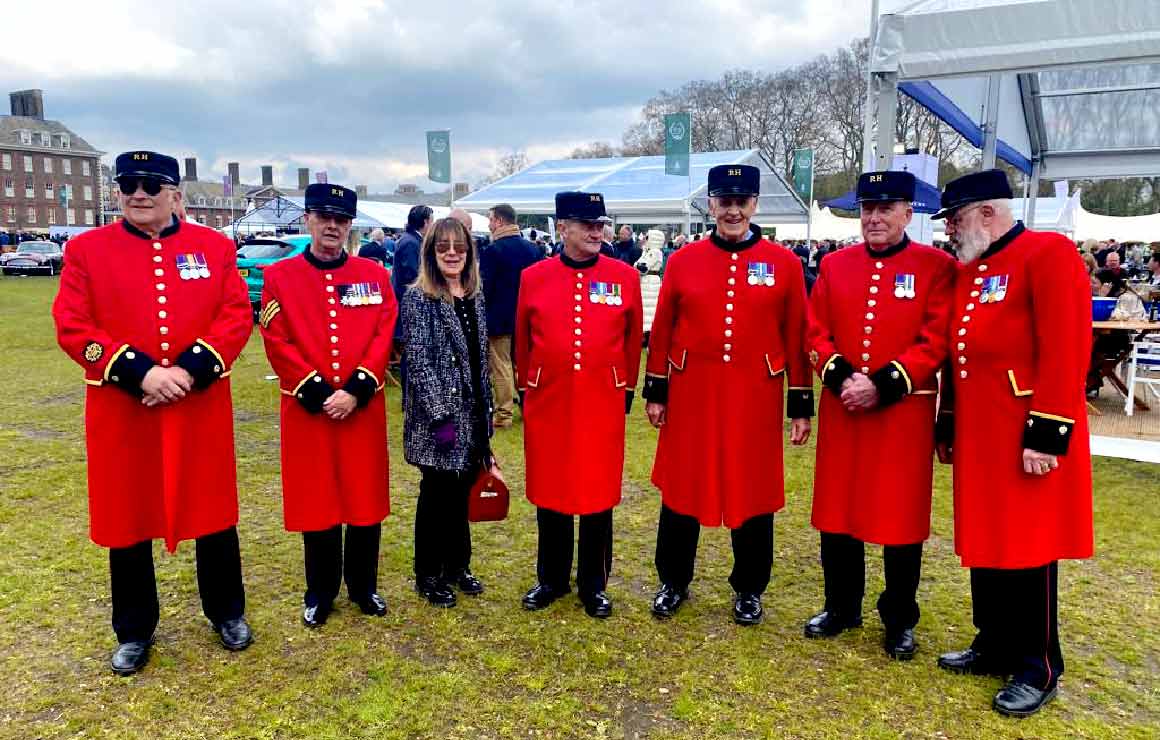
[9,89,45,119]
[261,166,273,187]
[298,168,310,190]
[228,162,240,185]
[183,158,198,182]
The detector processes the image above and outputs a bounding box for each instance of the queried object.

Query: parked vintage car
[1,240,64,276]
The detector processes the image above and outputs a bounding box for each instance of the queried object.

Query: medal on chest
[339,281,384,306]
[979,274,1009,303]
[589,281,622,305]
[893,273,916,299]
[176,252,211,280]
[747,262,775,287]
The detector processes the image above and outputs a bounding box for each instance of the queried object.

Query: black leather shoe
[449,570,484,596]
[651,584,689,619]
[521,583,568,611]
[354,593,388,616]
[993,680,1058,718]
[215,617,254,651]
[937,647,1007,676]
[110,639,152,676]
[883,627,917,660]
[804,610,863,638]
[416,576,456,608]
[580,591,612,619]
[303,602,332,629]
[733,593,763,626]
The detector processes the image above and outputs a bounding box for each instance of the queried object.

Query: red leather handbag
[468,463,510,522]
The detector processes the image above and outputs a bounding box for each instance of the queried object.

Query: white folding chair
[1125,339,1160,416]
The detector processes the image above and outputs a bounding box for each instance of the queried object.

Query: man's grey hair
[603,225,614,241]
[369,228,384,241]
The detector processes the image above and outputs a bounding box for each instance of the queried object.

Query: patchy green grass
[0,275,1156,739]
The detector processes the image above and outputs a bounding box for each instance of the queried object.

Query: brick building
[1,89,104,236]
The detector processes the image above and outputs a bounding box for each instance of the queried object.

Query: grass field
[0,275,1156,740]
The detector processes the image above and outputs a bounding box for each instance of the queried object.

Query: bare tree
[568,142,619,159]
[477,150,530,188]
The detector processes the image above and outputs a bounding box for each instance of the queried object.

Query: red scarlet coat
[52,219,252,552]
[940,225,1093,568]
[644,234,813,529]
[515,254,643,515]
[259,252,397,532]
[807,238,955,544]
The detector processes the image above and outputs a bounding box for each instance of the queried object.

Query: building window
[84,209,94,225]
[18,130,31,145]
[1,154,10,170]
[45,181,53,198]
[66,208,76,225]
[84,185,93,202]
[43,157,52,174]
[6,206,15,223]
[25,179,34,198]
[62,159,71,175]
[82,160,91,177]
[215,215,223,227]
[39,132,51,147]
[3,178,12,197]
[59,134,70,149]
[24,155,33,173]
[27,207,37,224]
[197,215,206,224]
[46,207,56,225]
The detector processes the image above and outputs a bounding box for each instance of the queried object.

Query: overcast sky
[2,0,877,192]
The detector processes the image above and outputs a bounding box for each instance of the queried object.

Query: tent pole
[861,0,881,173]
[981,73,1001,170]
[1026,158,1041,228]
[874,72,898,171]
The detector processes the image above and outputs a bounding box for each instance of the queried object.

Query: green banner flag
[792,148,813,203]
[664,113,690,176]
[426,130,451,184]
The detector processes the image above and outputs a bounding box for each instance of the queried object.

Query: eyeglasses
[117,177,169,196]
[947,203,985,227]
[435,240,469,254]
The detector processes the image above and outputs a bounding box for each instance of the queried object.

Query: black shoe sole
[651,608,677,620]
[803,622,862,639]
[937,660,1006,677]
[734,614,763,626]
[220,636,254,651]
[522,599,558,611]
[993,686,1058,718]
[111,662,147,677]
[886,648,916,661]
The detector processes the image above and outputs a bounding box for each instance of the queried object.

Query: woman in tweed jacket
[403,217,494,608]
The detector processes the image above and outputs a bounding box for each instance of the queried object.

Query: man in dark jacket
[359,228,391,267]
[612,224,641,266]
[481,203,542,427]
[390,205,433,401]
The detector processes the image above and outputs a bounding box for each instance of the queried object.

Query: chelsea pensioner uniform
[938,222,1093,691]
[807,234,954,630]
[515,251,643,595]
[52,216,252,642]
[643,230,813,596]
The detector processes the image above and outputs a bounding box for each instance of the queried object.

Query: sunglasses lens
[118,177,165,196]
[118,179,136,195]
[141,178,163,196]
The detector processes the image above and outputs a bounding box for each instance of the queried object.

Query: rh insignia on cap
[84,341,103,363]
[331,187,343,197]
[590,194,601,202]
[728,168,742,176]
[869,175,882,183]
[132,153,149,161]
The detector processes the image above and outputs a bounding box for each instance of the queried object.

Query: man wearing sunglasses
[52,151,255,675]
[259,184,398,628]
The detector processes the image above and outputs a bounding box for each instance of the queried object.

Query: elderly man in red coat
[934,169,1093,717]
[53,151,254,675]
[260,184,397,628]
[643,164,813,626]
[803,171,954,659]
[515,191,642,618]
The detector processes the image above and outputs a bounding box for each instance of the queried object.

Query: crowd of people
[50,151,1095,722]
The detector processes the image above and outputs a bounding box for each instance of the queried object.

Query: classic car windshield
[19,242,56,253]
[238,242,293,259]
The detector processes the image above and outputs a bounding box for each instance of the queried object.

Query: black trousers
[414,465,475,581]
[819,532,923,631]
[970,562,1064,689]
[302,523,381,607]
[109,526,245,643]
[535,507,613,596]
[654,504,774,595]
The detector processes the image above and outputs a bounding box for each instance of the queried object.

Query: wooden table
[1092,320,1160,411]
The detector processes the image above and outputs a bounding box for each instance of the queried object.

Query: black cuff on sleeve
[108,346,156,395]
[787,388,815,419]
[642,375,669,404]
[1022,413,1074,456]
[935,412,954,446]
[342,369,378,408]
[869,362,911,407]
[175,341,225,390]
[625,390,634,415]
[821,355,856,394]
[518,390,525,408]
[295,375,335,414]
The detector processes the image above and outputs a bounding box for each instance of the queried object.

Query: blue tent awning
[823,178,943,214]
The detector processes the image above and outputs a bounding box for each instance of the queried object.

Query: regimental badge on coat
[83,341,103,363]
[338,282,384,307]
[747,262,775,287]
[979,274,1009,303]
[176,253,211,280]
[893,273,916,299]
[589,281,623,305]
